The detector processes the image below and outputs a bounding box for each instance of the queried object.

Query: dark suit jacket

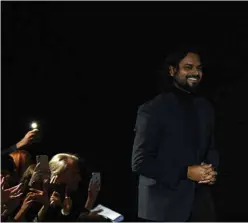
[132,92,219,221]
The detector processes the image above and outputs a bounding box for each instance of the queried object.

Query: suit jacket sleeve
[132,103,187,190]
[205,105,219,169]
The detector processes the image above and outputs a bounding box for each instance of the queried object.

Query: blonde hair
[49,153,79,177]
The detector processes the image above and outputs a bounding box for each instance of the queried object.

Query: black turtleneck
[171,86,205,192]
[171,86,200,162]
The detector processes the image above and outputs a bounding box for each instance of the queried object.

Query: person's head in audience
[20,164,36,183]
[19,164,38,194]
[10,150,32,180]
[1,155,17,188]
[49,153,82,193]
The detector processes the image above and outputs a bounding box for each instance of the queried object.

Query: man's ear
[169,66,176,77]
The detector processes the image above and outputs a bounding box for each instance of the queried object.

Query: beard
[173,74,201,93]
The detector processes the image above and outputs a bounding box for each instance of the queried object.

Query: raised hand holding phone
[85,172,101,210]
[88,172,101,197]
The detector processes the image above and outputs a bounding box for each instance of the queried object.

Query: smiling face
[169,52,203,92]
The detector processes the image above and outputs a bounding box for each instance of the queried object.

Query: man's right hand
[187,164,213,182]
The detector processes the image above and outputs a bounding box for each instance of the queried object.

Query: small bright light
[31,122,38,129]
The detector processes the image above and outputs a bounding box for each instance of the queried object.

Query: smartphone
[30,122,42,143]
[28,155,50,187]
[36,155,49,171]
[91,172,101,184]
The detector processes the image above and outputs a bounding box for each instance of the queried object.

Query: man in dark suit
[132,47,218,222]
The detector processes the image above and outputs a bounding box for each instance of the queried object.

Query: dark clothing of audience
[2,145,18,156]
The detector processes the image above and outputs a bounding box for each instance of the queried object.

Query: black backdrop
[2,2,248,221]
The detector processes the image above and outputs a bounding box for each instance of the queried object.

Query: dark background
[2,1,248,221]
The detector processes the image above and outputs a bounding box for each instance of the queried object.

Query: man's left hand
[198,162,217,185]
